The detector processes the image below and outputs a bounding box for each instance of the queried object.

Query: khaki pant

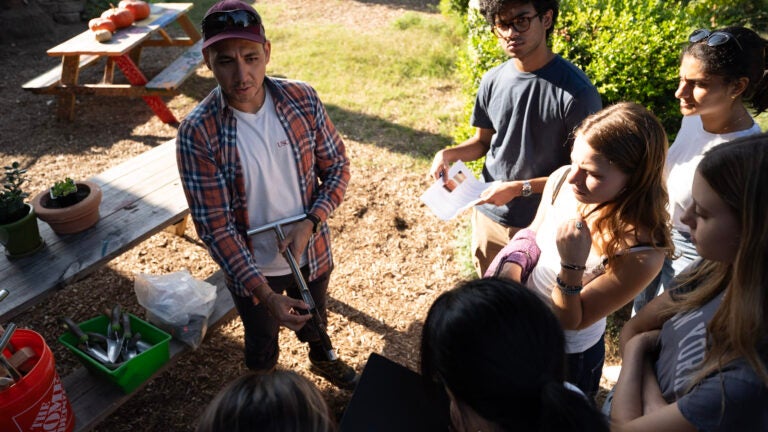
[471,208,522,277]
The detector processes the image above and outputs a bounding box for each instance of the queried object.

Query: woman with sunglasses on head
[487,102,674,399]
[633,26,768,314]
[610,134,768,431]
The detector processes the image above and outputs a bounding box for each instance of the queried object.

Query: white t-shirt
[666,115,760,232]
[233,91,307,276]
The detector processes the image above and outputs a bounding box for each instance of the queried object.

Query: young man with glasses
[177,0,357,389]
[429,0,601,277]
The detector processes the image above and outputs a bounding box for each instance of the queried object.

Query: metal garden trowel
[60,317,112,365]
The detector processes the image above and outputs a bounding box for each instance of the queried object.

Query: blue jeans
[566,333,605,401]
[231,268,331,371]
[632,229,698,314]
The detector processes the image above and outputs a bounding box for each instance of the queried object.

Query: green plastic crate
[58,313,170,393]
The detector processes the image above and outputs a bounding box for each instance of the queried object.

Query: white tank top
[527,167,659,353]
[526,167,605,353]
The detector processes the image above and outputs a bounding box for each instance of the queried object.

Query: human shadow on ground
[326,104,454,161]
[353,0,441,13]
[328,296,424,372]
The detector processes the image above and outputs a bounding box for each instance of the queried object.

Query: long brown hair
[574,102,674,266]
[667,133,768,389]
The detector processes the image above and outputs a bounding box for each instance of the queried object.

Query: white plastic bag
[134,269,217,349]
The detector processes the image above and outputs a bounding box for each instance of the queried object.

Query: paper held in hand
[420,161,493,221]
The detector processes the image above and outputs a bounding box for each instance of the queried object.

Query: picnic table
[22,3,204,124]
[0,140,239,431]
[0,140,189,323]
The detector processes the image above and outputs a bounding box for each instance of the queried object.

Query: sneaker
[309,356,359,390]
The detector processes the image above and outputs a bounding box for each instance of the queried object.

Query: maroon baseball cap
[201,0,266,50]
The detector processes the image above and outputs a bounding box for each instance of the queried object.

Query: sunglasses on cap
[688,29,743,51]
[202,9,262,39]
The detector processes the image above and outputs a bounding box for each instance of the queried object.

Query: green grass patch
[454,218,477,278]
[259,5,465,160]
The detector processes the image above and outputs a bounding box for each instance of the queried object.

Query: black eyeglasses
[202,9,263,39]
[688,29,743,51]
[493,13,541,36]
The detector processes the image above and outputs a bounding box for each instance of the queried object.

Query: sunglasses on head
[202,9,262,39]
[688,29,743,51]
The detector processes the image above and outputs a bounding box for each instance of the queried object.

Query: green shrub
[450,0,766,142]
[453,6,501,175]
[553,0,695,133]
[440,0,470,16]
[682,0,768,30]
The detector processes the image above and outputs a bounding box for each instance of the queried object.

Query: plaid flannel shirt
[176,77,350,298]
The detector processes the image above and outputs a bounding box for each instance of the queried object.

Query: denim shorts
[566,333,605,401]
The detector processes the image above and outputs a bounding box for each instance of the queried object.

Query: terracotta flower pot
[32,180,102,235]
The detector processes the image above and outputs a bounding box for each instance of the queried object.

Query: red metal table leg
[113,55,178,124]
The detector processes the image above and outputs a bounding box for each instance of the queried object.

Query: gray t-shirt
[471,55,601,227]
[656,290,768,430]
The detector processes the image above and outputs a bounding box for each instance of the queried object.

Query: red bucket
[0,329,74,432]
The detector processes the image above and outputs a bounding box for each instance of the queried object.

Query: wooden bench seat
[22,54,101,93]
[62,270,236,432]
[145,38,204,92]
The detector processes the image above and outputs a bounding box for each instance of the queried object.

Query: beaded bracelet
[555,275,583,295]
[560,262,586,271]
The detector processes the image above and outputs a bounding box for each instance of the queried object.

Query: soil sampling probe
[247,214,338,361]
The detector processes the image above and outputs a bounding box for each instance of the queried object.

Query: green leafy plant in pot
[50,177,79,207]
[0,162,45,258]
[32,177,102,235]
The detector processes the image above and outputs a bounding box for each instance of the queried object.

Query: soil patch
[1,1,469,430]
[0,0,621,429]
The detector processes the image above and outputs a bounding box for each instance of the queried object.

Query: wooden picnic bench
[0,138,238,430]
[21,3,204,124]
[0,139,191,323]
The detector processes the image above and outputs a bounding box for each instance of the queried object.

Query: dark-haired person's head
[479,0,559,39]
[201,0,266,50]
[420,277,608,432]
[200,0,272,113]
[196,370,335,432]
[682,26,768,114]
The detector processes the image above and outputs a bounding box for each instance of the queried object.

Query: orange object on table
[31,3,201,124]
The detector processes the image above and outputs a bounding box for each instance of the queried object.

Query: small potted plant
[50,177,79,207]
[32,176,102,235]
[0,162,45,258]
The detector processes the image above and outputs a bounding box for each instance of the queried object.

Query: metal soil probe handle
[247,214,338,361]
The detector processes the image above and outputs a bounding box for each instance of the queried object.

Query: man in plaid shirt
[177,0,356,389]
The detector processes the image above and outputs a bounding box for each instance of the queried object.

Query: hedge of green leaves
[553,0,694,133]
[450,0,768,141]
